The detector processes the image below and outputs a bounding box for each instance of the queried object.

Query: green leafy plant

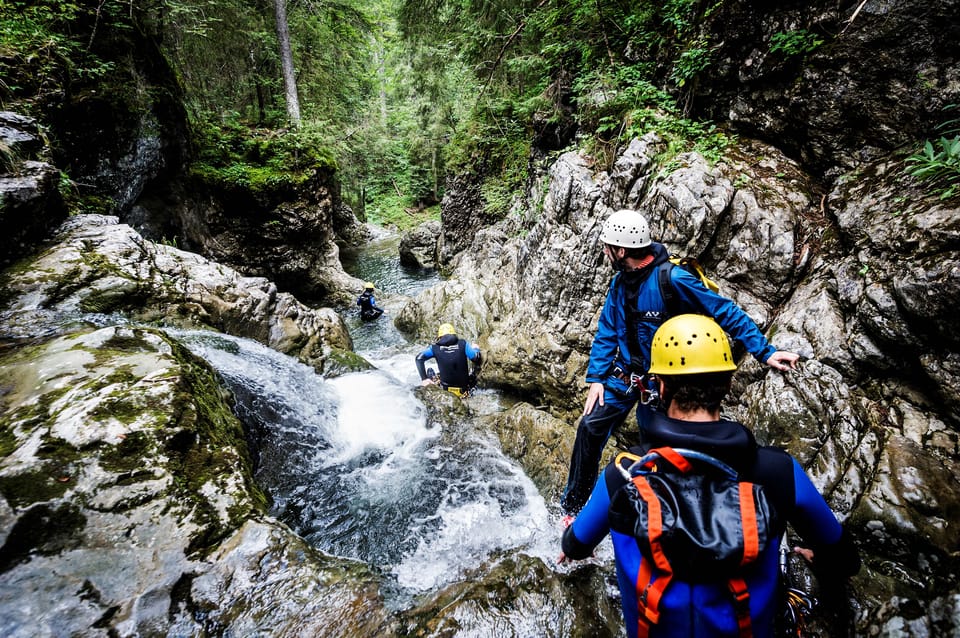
[905,136,960,199]
[671,42,712,88]
[770,29,824,57]
[905,105,960,199]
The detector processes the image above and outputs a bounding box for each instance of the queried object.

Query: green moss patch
[161,339,267,553]
[0,385,71,452]
[99,430,155,473]
[323,347,374,377]
[0,468,71,509]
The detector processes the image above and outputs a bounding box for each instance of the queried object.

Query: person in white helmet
[559,209,799,518]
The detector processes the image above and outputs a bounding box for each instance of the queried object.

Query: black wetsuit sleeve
[809,526,861,577]
[415,350,430,380]
[754,447,861,579]
[561,525,596,560]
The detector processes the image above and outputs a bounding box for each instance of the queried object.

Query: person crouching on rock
[415,322,482,398]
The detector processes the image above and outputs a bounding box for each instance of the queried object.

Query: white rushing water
[173,326,558,603]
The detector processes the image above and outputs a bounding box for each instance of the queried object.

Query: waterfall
[172,231,558,610]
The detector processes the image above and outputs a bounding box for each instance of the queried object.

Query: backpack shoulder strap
[631,472,674,638]
[677,256,721,293]
[657,260,682,319]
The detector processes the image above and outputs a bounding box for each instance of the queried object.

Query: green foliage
[0,0,121,107]
[365,192,440,231]
[770,29,824,57]
[397,0,733,211]
[905,105,960,199]
[189,116,336,193]
[906,137,960,199]
[671,41,712,88]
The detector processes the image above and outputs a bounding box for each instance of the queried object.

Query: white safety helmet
[599,209,651,248]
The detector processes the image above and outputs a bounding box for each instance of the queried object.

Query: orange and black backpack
[608,447,780,638]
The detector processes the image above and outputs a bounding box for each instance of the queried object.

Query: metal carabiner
[637,374,660,406]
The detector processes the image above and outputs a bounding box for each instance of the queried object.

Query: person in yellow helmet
[415,322,482,397]
[356,282,384,320]
[560,315,860,638]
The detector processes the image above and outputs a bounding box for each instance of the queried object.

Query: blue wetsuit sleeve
[465,342,480,360]
[788,458,843,545]
[586,278,621,383]
[669,268,777,362]
[787,457,860,576]
[561,476,611,559]
[415,346,435,380]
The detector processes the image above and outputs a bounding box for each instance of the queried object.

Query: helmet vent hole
[679,357,686,366]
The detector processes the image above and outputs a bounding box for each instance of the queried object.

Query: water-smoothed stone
[172,519,397,636]
[478,402,573,498]
[0,324,394,637]
[0,214,356,374]
[399,219,441,270]
[401,552,623,638]
[0,325,254,636]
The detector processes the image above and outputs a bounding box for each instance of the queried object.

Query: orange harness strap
[632,474,674,638]
[728,576,754,638]
[739,482,759,565]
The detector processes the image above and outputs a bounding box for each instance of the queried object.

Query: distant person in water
[415,322,482,398]
[357,282,385,320]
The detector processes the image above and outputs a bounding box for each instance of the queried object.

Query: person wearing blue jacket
[560,314,860,638]
[415,322,482,397]
[560,209,799,517]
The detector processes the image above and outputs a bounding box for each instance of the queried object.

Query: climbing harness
[612,366,660,406]
[779,532,818,637]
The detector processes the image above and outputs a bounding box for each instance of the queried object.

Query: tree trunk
[372,34,387,126]
[274,0,301,127]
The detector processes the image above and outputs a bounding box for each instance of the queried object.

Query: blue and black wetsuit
[562,412,860,638]
[357,291,384,320]
[415,334,482,392]
[560,242,778,515]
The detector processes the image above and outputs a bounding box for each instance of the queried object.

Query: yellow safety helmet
[648,314,737,375]
[437,322,456,338]
[364,282,375,290]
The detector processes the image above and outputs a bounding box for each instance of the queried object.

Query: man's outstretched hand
[766,351,800,371]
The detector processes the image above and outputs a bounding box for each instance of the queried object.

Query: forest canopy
[1,0,738,225]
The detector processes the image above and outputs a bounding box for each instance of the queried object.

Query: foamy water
[173,327,560,599]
